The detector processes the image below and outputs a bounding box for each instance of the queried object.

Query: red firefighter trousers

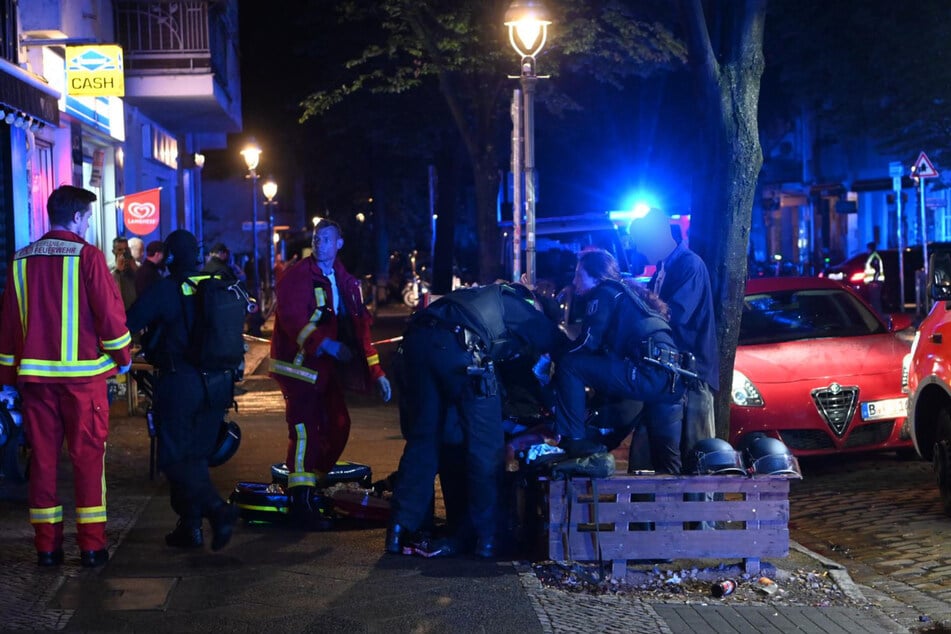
[277,375,350,485]
[22,381,109,552]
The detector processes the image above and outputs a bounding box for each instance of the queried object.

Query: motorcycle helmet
[208,420,241,467]
[735,432,769,456]
[683,438,746,475]
[743,436,800,476]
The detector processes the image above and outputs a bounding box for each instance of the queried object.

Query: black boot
[290,486,333,531]
[165,517,203,548]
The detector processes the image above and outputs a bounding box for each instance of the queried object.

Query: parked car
[730,276,914,458]
[821,247,923,313]
[905,251,951,515]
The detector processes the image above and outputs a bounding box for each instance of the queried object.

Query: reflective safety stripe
[366,353,380,366]
[293,423,307,473]
[234,503,289,514]
[296,321,318,348]
[77,505,107,524]
[18,353,118,377]
[0,353,13,366]
[102,331,132,351]
[13,259,27,339]
[30,505,63,524]
[288,472,317,487]
[62,257,80,361]
[180,274,215,296]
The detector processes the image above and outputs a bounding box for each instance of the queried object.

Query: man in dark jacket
[126,230,239,551]
[386,283,564,558]
[134,239,166,295]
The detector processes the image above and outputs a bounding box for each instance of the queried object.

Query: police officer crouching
[552,248,686,474]
[126,230,239,551]
[386,283,564,558]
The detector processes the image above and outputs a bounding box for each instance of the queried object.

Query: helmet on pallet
[683,438,746,475]
[743,436,800,476]
[735,432,769,456]
[209,420,241,467]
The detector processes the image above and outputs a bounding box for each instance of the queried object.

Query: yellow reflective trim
[13,259,27,339]
[366,353,380,366]
[18,353,116,377]
[296,321,318,348]
[76,506,107,524]
[0,353,14,366]
[180,274,214,296]
[293,423,307,474]
[102,331,132,350]
[288,472,317,487]
[235,503,289,514]
[62,257,80,361]
[29,505,64,524]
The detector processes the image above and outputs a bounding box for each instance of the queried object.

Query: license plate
[860,397,908,421]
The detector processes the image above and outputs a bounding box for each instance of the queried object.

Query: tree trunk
[473,157,503,284]
[680,0,766,439]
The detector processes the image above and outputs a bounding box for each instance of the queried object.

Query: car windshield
[738,287,886,345]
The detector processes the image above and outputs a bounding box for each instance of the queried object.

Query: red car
[730,276,914,457]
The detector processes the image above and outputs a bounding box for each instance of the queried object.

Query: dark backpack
[182,274,251,371]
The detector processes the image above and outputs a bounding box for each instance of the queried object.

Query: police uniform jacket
[569,278,676,361]
[417,284,564,363]
[126,271,200,372]
[0,230,132,385]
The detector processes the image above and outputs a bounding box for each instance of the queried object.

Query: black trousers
[391,327,503,541]
[154,364,232,522]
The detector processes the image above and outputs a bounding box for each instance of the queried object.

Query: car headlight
[901,352,912,393]
[732,370,764,407]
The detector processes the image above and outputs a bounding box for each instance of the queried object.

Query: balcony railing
[115,0,229,76]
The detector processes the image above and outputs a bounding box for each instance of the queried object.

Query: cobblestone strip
[0,490,153,631]
[517,564,672,634]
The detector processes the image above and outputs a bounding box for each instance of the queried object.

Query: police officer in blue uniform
[126,230,239,551]
[386,283,564,558]
[552,249,685,474]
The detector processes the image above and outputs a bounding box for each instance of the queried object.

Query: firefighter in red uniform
[0,186,132,567]
[269,218,391,529]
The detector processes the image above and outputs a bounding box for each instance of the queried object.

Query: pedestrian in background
[135,239,166,296]
[111,235,138,310]
[128,236,145,265]
[864,240,885,315]
[270,218,390,530]
[126,230,239,552]
[0,185,132,568]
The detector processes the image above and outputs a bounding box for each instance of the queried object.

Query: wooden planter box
[545,474,795,577]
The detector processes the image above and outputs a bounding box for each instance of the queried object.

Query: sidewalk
[0,322,915,633]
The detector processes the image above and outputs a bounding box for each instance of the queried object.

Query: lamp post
[241,141,262,300]
[505,0,550,287]
[262,177,278,296]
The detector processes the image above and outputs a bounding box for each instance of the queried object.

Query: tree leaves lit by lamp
[505,0,551,286]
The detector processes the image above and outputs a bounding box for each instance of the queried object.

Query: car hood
[736,334,909,383]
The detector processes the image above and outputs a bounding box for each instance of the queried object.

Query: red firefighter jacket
[0,230,132,385]
[269,256,384,392]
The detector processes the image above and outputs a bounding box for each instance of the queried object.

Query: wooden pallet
[546,474,795,577]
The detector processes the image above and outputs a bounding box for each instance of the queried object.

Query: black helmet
[209,420,241,467]
[735,432,769,456]
[164,229,199,278]
[743,436,800,476]
[684,438,746,475]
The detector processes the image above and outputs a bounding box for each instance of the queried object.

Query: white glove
[377,376,392,402]
[318,339,353,363]
[118,362,132,375]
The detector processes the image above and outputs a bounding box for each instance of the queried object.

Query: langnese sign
[122,188,161,236]
[65,45,124,97]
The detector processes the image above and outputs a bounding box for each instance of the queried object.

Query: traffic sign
[914,151,940,179]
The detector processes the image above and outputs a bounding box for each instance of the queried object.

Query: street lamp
[241,141,262,300]
[262,177,278,294]
[505,0,551,286]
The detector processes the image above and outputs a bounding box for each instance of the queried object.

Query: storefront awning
[850,177,917,192]
[0,58,60,128]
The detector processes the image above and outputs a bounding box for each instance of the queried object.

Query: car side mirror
[889,313,914,332]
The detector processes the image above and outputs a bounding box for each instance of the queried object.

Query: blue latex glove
[118,362,132,375]
[377,376,392,402]
[318,339,353,363]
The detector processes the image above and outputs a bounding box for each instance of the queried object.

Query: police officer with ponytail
[552,248,685,474]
